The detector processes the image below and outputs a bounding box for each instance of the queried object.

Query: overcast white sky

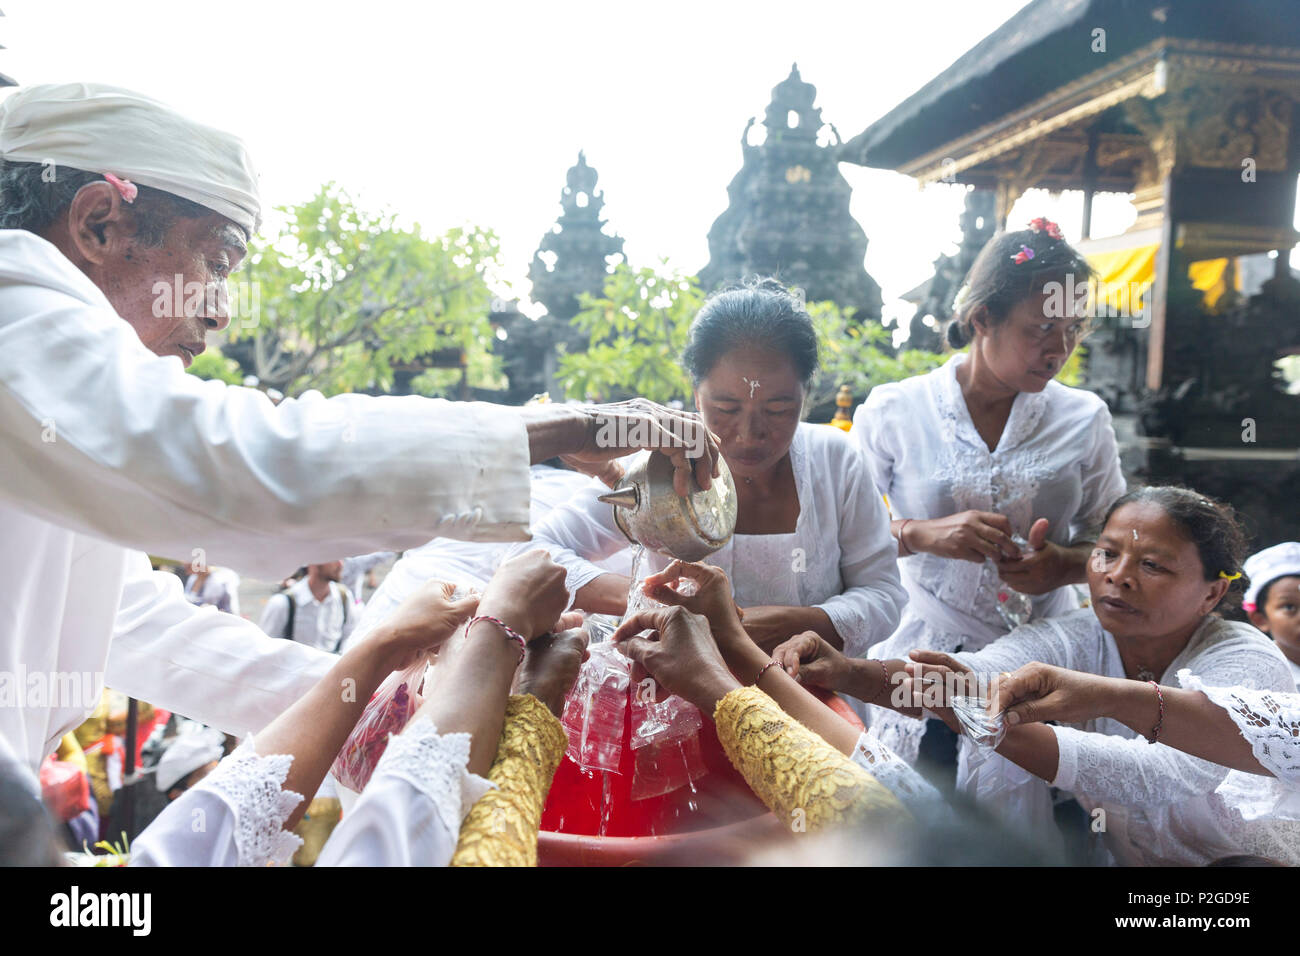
[0,0,1256,328]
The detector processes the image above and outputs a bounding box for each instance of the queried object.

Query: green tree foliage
[185,348,244,385]
[558,265,948,411]
[227,183,505,397]
[808,302,947,410]
[557,263,703,404]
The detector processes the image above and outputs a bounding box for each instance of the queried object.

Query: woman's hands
[640,561,770,677]
[989,661,1120,727]
[514,617,590,717]
[906,510,1020,563]
[477,549,569,640]
[994,518,1088,595]
[770,632,856,696]
[611,606,741,713]
[370,579,480,672]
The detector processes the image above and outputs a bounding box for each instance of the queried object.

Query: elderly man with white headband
[0,82,720,778]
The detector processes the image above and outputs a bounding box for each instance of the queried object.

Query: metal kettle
[597,451,737,561]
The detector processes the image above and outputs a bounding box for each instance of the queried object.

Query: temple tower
[700,65,882,319]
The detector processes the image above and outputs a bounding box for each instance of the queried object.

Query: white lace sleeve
[368,716,494,827]
[131,736,304,868]
[1051,725,1230,807]
[851,732,950,821]
[315,717,494,867]
[1179,670,1300,787]
[1052,637,1293,808]
[199,738,305,867]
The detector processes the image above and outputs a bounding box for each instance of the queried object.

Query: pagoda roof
[843,0,1300,172]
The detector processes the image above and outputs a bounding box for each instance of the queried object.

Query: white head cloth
[0,82,261,235]
[154,728,226,792]
[1243,542,1300,610]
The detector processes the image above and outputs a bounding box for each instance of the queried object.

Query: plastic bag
[992,533,1036,630]
[629,692,707,800]
[950,693,1007,751]
[560,642,631,774]
[40,755,90,822]
[331,660,424,792]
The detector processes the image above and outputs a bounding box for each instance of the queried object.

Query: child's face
[1249,575,1300,656]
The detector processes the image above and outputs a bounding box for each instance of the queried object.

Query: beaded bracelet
[754,659,782,685]
[466,615,526,663]
[1145,681,1165,744]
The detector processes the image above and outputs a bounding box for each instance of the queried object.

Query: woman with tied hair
[530,276,905,660]
[849,220,1126,809]
[776,487,1300,865]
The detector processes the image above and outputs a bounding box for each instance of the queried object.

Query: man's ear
[65,181,135,266]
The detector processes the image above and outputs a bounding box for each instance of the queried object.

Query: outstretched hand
[373,579,479,671]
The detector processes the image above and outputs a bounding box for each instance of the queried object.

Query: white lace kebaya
[852,353,1126,762]
[130,718,493,867]
[528,422,905,657]
[954,610,1300,866]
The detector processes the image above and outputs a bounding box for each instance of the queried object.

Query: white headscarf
[0,82,261,235]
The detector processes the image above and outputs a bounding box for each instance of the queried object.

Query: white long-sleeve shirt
[955,610,1299,865]
[131,717,491,867]
[527,422,906,657]
[0,229,532,770]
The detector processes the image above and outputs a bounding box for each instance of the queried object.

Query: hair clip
[1028,217,1063,241]
[1219,570,1242,582]
[1011,245,1035,265]
[951,284,971,312]
[103,173,138,204]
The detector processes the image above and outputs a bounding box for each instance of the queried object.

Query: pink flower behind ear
[103,172,138,203]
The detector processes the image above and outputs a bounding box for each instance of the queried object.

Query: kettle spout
[597,488,639,510]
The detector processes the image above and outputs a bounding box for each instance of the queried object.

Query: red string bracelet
[466,615,526,663]
[1145,681,1165,744]
[754,660,781,685]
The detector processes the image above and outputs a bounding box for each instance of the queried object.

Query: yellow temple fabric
[713,686,911,831]
[450,694,566,867]
[1084,245,1239,311]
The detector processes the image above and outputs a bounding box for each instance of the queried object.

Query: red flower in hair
[1028,217,1063,241]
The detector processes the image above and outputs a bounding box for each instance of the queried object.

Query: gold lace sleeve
[450,694,566,867]
[714,686,911,831]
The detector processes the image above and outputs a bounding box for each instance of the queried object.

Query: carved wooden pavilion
[843,0,1300,543]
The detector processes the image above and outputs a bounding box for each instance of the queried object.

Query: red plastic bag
[331,660,425,792]
[40,755,90,822]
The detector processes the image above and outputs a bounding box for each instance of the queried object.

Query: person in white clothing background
[1242,542,1300,686]
[0,82,721,788]
[529,277,905,657]
[183,565,241,616]
[850,218,1126,849]
[259,561,357,654]
[777,487,1299,865]
[339,551,396,607]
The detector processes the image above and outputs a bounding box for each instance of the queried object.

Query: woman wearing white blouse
[777,487,1300,865]
[851,220,1126,771]
[529,278,905,659]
